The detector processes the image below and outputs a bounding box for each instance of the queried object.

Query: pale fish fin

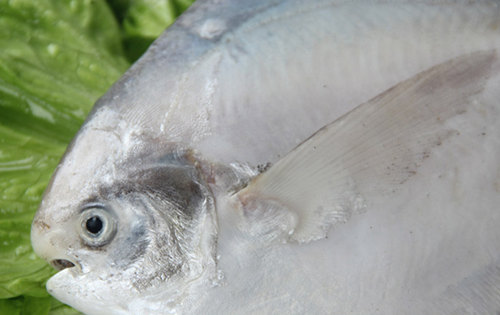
[235,51,497,243]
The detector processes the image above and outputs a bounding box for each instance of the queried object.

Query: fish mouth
[51,259,76,271]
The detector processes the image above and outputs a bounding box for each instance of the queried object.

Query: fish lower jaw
[47,269,132,315]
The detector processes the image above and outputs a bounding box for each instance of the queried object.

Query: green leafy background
[0,0,193,314]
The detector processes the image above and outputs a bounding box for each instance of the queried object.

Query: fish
[31,0,500,314]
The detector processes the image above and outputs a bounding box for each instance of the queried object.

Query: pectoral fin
[236,51,496,243]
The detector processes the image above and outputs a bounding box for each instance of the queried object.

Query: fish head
[30,108,218,314]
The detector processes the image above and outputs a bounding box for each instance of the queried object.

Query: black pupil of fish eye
[85,216,103,235]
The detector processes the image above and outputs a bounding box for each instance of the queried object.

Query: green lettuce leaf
[113,0,195,62]
[0,0,193,313]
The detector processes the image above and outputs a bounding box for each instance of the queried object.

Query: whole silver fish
[31,0,500,314]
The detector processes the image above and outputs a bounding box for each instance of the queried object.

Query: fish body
[31,1,500,314]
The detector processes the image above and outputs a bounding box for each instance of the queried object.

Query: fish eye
[79,206,117,247]
[86,216,103,234]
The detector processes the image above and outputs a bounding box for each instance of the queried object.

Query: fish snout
[31,218,79,271]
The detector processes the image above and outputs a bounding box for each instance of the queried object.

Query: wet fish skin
[31,0,500,314]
